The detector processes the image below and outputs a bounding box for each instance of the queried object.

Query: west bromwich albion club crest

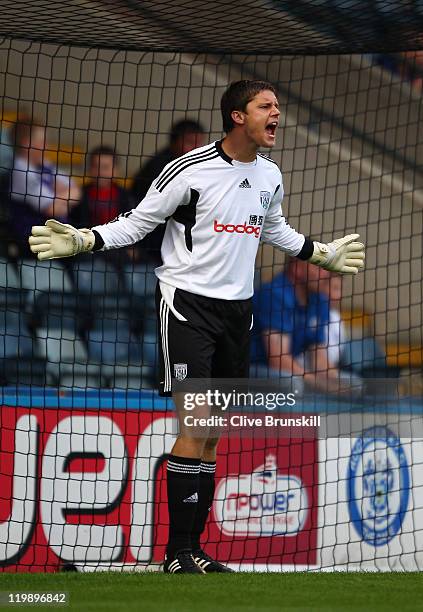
[174,363,188,381]
[260,191,271,209]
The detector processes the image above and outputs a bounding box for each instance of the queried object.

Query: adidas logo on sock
[183,492,199,503]
[239,178,251,188]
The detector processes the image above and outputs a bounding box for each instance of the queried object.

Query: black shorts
[156,284,252,396]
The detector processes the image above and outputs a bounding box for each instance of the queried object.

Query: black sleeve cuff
[92,230,105,252]
[296,237,314,261]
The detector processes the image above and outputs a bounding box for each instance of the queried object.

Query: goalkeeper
[29,80,365,574]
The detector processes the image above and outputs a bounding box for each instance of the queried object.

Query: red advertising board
[0,405,317,571]
[152,436,318,566]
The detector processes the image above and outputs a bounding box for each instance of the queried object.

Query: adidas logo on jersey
[183,492,199,503]
[239,178,251,188]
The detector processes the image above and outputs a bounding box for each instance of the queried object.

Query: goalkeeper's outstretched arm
[29,167,364,274]
[28,175,191,261]
[29,217,365,274]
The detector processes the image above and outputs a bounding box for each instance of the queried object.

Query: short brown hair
[170,119,204,143]
[88,145,117,164]
[220,80,277,133]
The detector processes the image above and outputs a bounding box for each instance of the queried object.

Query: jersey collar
[215,140,233,165]
[215,140,257,167]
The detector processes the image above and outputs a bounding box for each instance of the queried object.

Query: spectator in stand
[375,52,423,92]
[131,119,206,264]
[9,118,80,252]
[319,272,348,370]
[70,146,131,228]
[402,51,423,91]
[0,121,14,256]
[0,121,14,175]
[252,258,347,393]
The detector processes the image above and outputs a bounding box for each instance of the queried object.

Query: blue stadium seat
[73,257,122,295]
[35,326,88,364]
[87,323,143,366]
[34,325,89,385]
[123,262,157,298]
[339,337,395,377]
[58,363,103,390]
[142,332,159,368]
[0,257,27,308]
[19,258,73,304]
[0,357,48,386]
[122,264,158,341]
[123,264,157,344]
[142,312,157,336]
[32,291,88,334]
[0,256,20,289]
[106,365,155,390]
[89,294,144,335]
[0,310,35,358]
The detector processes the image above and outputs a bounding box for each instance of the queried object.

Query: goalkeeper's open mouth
[265,121,278,140]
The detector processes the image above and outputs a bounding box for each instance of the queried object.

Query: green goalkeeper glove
[309,233,365,274]
[28,219,96,261]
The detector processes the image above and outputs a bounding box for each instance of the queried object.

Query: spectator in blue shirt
[252,259,344,392]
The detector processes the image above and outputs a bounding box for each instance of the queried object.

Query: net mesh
[0,0,423,54]
[0,1,422,572]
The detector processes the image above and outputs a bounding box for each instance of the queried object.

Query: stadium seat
[0,256,20,289]
[0,173,13,257]
[142,332,159,368]
[19,258,73,304]
[0,256,26,308]
[123,263,157,340]
[88,293,145,335]
[86,312,155,389]
[58,363,103,389]
[34,291,81,315]
[0,310,35,358]
[34,325,89,385]
[106,364,155,390]
[142,312,157,336]
[72,256,122,295]
[123,262,157,298]
[339,337,400,377]
[33,291,90,333]
[0,287,26,310]
[35,326,88,363]
[87,323,143,366]
[0,356,48,386]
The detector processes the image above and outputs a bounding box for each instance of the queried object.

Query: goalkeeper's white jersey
[93,141,305,300]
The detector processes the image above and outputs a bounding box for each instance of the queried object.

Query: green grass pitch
[1,573,422,611]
